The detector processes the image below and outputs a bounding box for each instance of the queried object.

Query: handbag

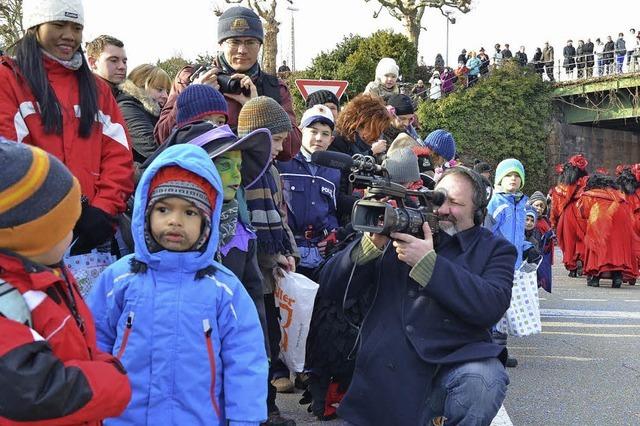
[496,263,541,337]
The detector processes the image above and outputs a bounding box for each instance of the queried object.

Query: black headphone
[440,166,492,226]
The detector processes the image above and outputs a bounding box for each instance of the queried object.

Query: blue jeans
[421,358,509,426]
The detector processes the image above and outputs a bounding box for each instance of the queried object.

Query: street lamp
[444,11,456,68]
[286,0,299,71]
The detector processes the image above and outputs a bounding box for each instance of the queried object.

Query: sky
[83,0,640,75]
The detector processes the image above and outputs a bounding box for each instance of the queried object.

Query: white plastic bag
[274,271,319,372]
[496,265,541,337]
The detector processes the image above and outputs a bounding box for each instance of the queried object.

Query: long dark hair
[558,164,588,185]
[13,29,98,138]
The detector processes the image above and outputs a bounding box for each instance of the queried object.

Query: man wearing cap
[154,6,301,162]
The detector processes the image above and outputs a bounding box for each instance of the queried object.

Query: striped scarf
[245,166,292,255]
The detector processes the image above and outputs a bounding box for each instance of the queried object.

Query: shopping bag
[64,250,116,298]
[496,265,541,337]
[274,271,319,372]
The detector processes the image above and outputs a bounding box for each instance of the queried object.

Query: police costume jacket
[319,226,517,425]
[87,145,268,425]
[0,251,131,425]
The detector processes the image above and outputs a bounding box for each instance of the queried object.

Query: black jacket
[116,81,160,163]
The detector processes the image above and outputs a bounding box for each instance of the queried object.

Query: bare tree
[0,0,24,50]
[214,0,279,75]
[365,0,471,51]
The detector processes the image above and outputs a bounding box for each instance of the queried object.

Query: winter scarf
[218,199,239,249]
[217,52,261,80]
[41,49,83,70]
[245,166,292,255]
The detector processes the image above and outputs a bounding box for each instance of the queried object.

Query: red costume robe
[550,176,588,271]
[576,188,638,278]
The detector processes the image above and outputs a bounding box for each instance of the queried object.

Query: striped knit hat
[146,166,217,251]
[0,139,81,257]
[237,96,292,137]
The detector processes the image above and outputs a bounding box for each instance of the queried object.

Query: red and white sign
[295,79,349,100]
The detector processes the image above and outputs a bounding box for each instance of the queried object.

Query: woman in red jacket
[0,0,134,255]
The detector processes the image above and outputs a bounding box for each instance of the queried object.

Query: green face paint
[213,150,242,202]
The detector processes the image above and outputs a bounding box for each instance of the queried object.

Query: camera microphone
[311,151,355,170]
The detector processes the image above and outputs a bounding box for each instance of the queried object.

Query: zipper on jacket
[116,311,135,359]
[203,319,222,418]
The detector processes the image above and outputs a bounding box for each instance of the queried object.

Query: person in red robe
[550,155,589,277]
[577,174,638,287]
[617,165,640,284]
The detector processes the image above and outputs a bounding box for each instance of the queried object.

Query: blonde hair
[127,64,171,92]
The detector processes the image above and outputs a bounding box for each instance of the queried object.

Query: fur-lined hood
[118,80,161,117]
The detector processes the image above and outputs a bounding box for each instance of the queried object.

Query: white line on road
[562,298,608,301]
[542,321,639,328]
[490,405,513,426]
[624,300,640,302]
[540,308,640,320]
[542,331,640,338]
[513,354,600,362]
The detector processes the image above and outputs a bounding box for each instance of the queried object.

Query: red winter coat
[0,56,134,216]
[550,177,587,270]
[0,251,131,425]
[576,189,638,278]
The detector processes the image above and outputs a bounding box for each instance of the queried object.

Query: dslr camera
[348,154,446,238]
[189,64,251,97]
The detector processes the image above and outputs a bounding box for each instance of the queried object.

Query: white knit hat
[22,0,84,30]
[375,57,399,81]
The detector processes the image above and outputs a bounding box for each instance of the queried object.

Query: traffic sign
[295,79,349,100]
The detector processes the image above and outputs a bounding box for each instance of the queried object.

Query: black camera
[189,64,251,97]
[348,154,445,238]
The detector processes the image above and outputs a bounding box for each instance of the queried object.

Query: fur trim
[121,80,161,117]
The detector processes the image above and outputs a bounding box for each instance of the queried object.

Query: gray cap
[218,7,264,44]
[383,148,420,185]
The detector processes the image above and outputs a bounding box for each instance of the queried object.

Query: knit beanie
[147,166,217,251]
[22,0,84,30]
[387,132,419,157]
[528,191,547,209]
[176,84,228,127]
[237,96,292,137]
[495,158,525,189]
[424,129,456,161]
[217,6,264,44]
[383,148,420,185]
[375,57,399,81]
[387,94,414,116]
[525,205,538,221]
[0,139,81,257]
[306,90,340,111]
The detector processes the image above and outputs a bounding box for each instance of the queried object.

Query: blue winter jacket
[487,191,533,266]
[87,144,268,426]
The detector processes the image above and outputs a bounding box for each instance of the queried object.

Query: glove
[523,246,542,264]
[71,204,115,254]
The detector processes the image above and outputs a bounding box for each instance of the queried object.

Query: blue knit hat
[424,129,456,161]
[525,205,537,221]
[217,6,264,44]
[495,158,525,189]
[176,84,228,127]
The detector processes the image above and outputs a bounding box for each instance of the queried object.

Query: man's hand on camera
[390,222,434,267]
[223,74,258,105]
[371,140,387,156]
[193,67,221,89]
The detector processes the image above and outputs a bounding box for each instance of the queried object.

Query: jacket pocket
[203,319,221,419]
[116,311,135,359]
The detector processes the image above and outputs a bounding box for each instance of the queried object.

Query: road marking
[563,298,608,301]
[540,308,640,320]
[542,331,640,338]
[513,354,600,362]
[490,405,513,426]
[542,322,639,328]
[624,300,640,302]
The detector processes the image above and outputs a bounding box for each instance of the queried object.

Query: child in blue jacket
[87,144,268,425]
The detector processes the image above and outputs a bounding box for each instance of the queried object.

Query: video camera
[189,64,251,97]
[311,151,446,238]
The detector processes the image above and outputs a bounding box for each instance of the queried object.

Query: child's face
[150,197,203,252]
[531,200,546,217]
[271,132,288,159]
[29,230,73,266]
[301,122,333,154]
[383,73,397,88]
[323,103,339,121]
[525,215,535,231]
[213,150,242,202]
[203,113,227,127]
[501,172,522,193]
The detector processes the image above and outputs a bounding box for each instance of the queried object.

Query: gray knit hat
[528,191,547,208]
[217,6,264,44]
[383,148,420,184]
[237,96,292,137]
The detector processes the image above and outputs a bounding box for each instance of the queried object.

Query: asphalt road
[275,249,640,425]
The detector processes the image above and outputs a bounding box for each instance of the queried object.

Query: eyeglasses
[224,39,261,49]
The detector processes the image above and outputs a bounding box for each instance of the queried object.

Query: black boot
[568,269,577,278]
[506,356,518,368]
[587,276,600,287]
[612,271,623,288]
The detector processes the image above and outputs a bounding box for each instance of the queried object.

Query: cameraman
[153,6,301,161]
[319,167,517,425]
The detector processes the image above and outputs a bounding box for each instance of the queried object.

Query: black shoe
[568,270,577,278]
[629,279,636,286]
[506,356,518,368]
[587,276,600,287]
[261,413,296,426]
[576,260,584,276]
[612,272,623,288]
